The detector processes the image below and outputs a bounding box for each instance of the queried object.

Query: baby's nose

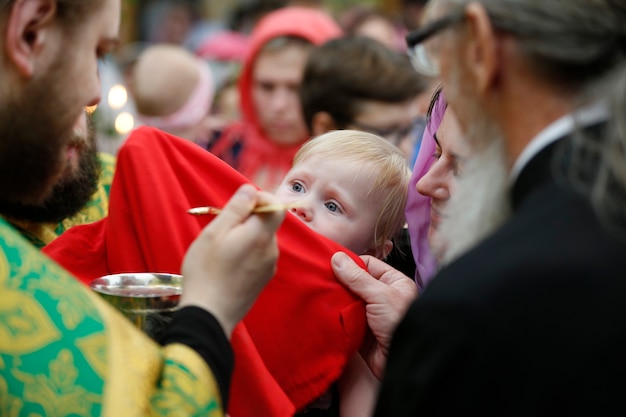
[290,204,312,221]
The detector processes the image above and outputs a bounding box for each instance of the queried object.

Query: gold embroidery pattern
[0,286,61,354]
[1,218,226,417]
[18,349,99,416]
[150,344,223,416]
[28,272,95,330]
[75,332,108,380]
[0,220,106,415]
[59,153,115,234]
[0,375,23,417]
[95,297,227,417]
[0,241,61,354]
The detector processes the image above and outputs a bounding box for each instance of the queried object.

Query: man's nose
[83,73,101,110]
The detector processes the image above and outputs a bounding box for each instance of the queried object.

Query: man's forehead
[88,0,121,38]
[104,0,122,33]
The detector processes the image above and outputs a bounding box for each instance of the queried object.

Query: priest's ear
[5,0,57,77]
[311,111,338,136]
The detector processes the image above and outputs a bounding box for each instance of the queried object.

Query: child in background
[207,7,342,191]
[274,129,412,416]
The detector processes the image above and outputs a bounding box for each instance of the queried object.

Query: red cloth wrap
[43,127,367,416]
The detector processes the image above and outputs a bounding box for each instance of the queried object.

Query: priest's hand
[181,184,285,337]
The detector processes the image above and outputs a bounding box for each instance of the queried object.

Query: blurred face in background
[252,44,311,146]
[349,98,421,160]
[354,15,399,51]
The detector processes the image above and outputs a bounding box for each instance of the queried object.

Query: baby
[274,129,412,416]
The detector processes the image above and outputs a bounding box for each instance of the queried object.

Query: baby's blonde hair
[294,130,411,251]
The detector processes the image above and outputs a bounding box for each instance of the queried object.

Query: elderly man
[0,0,284,414]
[331,0,626,415]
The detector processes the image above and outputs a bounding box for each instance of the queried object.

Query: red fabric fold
[44,127,367,416]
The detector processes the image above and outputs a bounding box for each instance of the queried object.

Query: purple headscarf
[405,88,447,291]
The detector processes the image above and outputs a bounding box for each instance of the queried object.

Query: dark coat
[375,131,626,416]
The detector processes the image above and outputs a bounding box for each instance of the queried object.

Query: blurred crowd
[93,0,431,157]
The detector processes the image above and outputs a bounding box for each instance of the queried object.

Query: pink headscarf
[405,88,447,290]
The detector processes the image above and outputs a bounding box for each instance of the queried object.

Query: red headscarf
[210,7,342,190]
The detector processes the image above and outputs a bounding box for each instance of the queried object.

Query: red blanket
[44,127,367,416]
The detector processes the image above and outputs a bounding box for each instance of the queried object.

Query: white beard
[436,131,512,266]
[433,46,515,266]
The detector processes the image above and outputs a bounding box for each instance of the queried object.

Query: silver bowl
[90,273,183,340]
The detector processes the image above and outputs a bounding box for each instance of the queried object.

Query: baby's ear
[366,239,393,260]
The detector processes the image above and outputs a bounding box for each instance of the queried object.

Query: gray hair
[441,0,626,236]
[578,64,626,237]
[444,0,626,93]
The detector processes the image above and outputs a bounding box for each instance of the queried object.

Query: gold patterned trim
[91,289,223,416]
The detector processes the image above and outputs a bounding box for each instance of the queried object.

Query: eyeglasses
[406,10,465,77]
[350,116,426,147]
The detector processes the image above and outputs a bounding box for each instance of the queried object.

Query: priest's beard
[0,117,100,223]
[0,58,80,205]
[434,60,512,265]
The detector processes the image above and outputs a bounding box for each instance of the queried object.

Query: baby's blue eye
[291,182,304,193]
[325,201,339,213]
